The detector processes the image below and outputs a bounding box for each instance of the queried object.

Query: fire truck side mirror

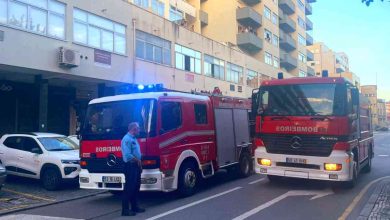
[251,90,259,117]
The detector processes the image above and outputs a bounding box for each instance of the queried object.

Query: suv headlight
[61,160,80,165]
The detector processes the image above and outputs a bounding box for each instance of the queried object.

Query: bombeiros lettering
[276,126,320,133]
[96,146,121,152]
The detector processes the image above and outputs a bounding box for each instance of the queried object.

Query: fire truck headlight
[258,158,272,166]
[324,163,342,171]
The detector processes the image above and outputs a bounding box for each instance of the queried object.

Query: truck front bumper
[79,169,175,192]
[254,148,353,181]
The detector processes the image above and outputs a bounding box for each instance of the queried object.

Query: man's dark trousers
[122,161,141,212]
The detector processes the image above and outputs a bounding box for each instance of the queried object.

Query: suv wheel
[41,167,62,191]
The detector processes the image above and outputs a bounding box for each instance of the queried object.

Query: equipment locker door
[214,108,235,167]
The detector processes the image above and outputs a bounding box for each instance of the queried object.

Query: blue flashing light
[147,84,154,89]
[277,72,284,79]
[137,84,145,90]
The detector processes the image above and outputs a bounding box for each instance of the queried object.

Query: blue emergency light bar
[118,83,164,94]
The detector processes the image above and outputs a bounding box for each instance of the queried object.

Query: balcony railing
[279,32,296,52]
[279,0,295,15]
[200,10,208,26]
[236,7,262,28]
[237,32,263,53]
[306,33,313,46]
[241,0,261,6]
[307,49,314,61]
[280,53,298,71]
[306,17,313,31]
[279,14,296,33]
[305,3,312,15]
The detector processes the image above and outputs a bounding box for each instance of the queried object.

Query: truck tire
[178,161,199,197]
[362,148,372,173]
[343,161,358,189]
[41,167,62,191]
[267,175,282,182]
[238,152,253,178]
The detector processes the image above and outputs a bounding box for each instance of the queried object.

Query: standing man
[121,122,145,216]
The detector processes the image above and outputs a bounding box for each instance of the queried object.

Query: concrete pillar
[35,76,48,132]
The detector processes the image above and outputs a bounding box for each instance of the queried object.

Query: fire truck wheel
[238,152,252,178]
[362,148,372,173]
[41,167,62,191]
[178,161,199,197]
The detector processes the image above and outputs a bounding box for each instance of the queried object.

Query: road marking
[0,214,82,220]
[378,155,389,157]
[338,176,390,220]
[249,178,266,185]
[2,188,56,202]
[145,187,242,220]
[232,189,334,220]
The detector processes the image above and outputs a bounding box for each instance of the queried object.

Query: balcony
[307,49,314,61]
[279,0,295,15]
[280,53,298,71]
[336,63,346,73]
[200,10,208,26]
[237,32,263,53]
[279,14,296,33]
[169,0,196,18]
[305,3,312,15]
[307,66,315,76]
[236,7,262,28]
[241,0,261,6]
[279,32,296,52]
[306,17,313,30]
[306,33,313,45]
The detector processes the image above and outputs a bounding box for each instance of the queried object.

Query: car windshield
[82,99,156,140]
[258,83,346,116]
[38,137,79,151]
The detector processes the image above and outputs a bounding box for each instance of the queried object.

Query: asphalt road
[5,132,390,220]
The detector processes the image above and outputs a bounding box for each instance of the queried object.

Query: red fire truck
[79,87,253,196]
[252,76,373,188]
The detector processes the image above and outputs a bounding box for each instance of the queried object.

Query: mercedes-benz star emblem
[290,136,302,149]
[107,154,117,167]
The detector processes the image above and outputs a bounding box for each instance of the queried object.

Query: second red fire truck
[252,75,374,188]
[79,87,253,196]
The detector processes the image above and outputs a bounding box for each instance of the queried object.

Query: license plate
[286,157,307,164]
[102,176,121,183]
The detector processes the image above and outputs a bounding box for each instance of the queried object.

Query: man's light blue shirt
[121,133,142,163]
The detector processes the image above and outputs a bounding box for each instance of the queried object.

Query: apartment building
[361,85,379,128]
[377,99,387,127]
[386,102,390,123]
[0,0,316,135]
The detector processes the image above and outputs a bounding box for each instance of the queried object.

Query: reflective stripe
[159,130,215,148]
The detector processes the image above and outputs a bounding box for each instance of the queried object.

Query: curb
[357,180,390,220]
[0,190,108,217]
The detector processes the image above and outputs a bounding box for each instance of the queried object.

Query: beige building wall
[377,99,387,127]
[361,85,379,128]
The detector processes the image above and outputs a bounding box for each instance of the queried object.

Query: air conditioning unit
[59,47,80,68]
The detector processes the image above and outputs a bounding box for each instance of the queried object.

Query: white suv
[0,133,80,190]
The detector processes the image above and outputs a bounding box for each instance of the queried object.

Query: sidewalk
[358,180,390,220]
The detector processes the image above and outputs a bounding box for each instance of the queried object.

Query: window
[265,52,273,65]
[298,52,306,63]
[247,69,258,88]
[264,29,272,43]
[175,44,201,74]
[272,34,279,47]
[22,137,41,153]
[297,0,305,11]
[264,6,271,20]
[298,34,306,46]
[136,30,171,65]
[273,56,279,68]
[73,8,126,54]
[204,54,225,80]
[152,0,164,16]
[169,6,183,21]
[3,137,23,150]
[161,102,182,133]
[271,13,278,25]
[1,0,65,39]
[194,104,207,124]
[226,63,243,84]
[299,69,307,77]
[134,0,149,8]
[298,16,306,29]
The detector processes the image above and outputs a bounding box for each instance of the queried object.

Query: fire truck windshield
[258,83,346,116]
[82,99,156,140]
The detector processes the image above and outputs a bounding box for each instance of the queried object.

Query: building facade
[0,0,315,135]
[377,99,387,127]
[386,102,390,123]
[361,85,379,128]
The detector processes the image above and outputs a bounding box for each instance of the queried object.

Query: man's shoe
[122,210,136,216]
[132,207,145,213]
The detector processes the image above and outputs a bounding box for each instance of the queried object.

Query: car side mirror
[31,147,42,154]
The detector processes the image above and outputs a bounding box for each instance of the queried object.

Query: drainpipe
[132,18,137,85]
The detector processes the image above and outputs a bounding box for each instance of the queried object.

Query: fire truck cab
[79,88,253,196]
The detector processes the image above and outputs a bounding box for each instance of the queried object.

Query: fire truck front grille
[261,134,337,157]
[86,159,124,173]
